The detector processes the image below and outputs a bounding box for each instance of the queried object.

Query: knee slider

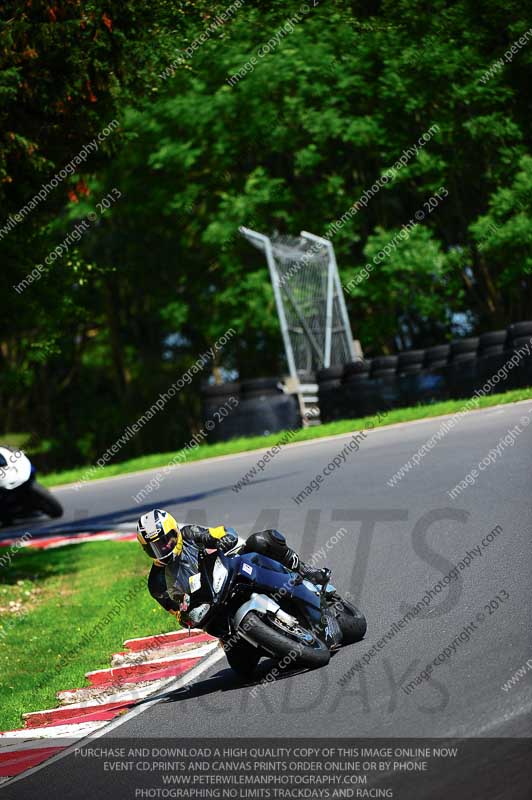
[269,529,286,545]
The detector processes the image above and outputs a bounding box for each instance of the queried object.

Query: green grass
[40,387,532,488]
[0,542,178,731]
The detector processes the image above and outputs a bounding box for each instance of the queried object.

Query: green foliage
[468,154,532,321]
[2,0,532,468]
[344,225,452,351]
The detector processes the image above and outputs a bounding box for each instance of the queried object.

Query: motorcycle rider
[137,508,329,621]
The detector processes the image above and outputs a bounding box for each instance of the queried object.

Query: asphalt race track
[3,401,532,798]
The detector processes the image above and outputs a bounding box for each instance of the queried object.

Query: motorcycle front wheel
[241,612,330,670]
[224,639,261,678]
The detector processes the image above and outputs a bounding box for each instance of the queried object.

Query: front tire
[241,612,330,670]
[224,639,261,678]
[29,483,63,519]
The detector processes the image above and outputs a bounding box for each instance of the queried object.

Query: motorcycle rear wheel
[29,483,63,519]
[242,612,330,669]
[332,597,367,644]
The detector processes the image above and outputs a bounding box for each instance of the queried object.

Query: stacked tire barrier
[316,366,345,422]
[201,378,301,442]
[475,330,509,396]
[397,350,424,407]
[318,320,532,423]
[371,355,400,411]
[506,321,532,389]
[342,359,376,419]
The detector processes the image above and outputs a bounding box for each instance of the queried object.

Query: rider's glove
[188,525,239,552]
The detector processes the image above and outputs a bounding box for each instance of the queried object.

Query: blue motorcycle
[187,548,367,678]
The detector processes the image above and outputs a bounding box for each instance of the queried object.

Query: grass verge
[41,386,532,488]
[0,542,177,731]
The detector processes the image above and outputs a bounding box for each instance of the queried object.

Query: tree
[2,0,532,469]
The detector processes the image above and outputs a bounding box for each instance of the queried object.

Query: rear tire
[331,597,367,644]
[30,483,63,518]
[241,612,330,669]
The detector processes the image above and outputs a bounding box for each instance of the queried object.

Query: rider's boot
[286,549,331,586]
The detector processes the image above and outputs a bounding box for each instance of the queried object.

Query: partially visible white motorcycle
[0,446,62,526]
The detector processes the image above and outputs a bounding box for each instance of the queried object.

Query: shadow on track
[143,659,310,712]
[0,470,299,541]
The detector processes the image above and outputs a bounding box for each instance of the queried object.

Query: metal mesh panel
[273,235,329,379]
[241,228,354,382]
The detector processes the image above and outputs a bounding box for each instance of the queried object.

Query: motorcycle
[0,446,63,526]
[185,547,367,678]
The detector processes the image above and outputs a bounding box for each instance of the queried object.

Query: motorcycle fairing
[227,552,324,633]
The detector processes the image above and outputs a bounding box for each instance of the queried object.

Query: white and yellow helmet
[136,509,183,563]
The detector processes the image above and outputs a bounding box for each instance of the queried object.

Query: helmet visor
[150,533,178,561]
